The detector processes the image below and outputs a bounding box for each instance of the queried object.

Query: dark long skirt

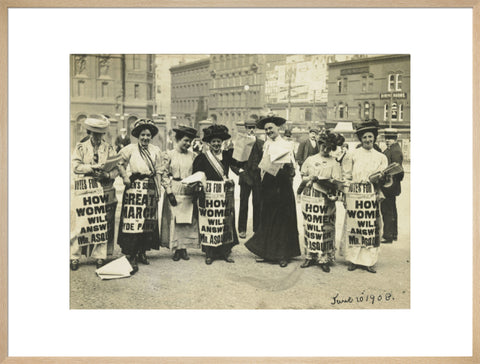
[198,181,239,259]
[117,177,161,256]
[245,170,301,261]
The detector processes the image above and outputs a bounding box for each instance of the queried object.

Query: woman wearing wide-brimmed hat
[192,124,239,265]
[116,118,171,273]
[71,116,119,271]
[340,119,388,273]
[159,125,200,261]
[245,114,301,268]
[298,129,344,272]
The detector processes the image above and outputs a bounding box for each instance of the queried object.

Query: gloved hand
[123,176,131,189]
[191,181,204,193]
[167,193,177,206]
[98,171,110,181]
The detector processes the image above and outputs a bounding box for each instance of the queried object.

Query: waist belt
[130,173,153,182]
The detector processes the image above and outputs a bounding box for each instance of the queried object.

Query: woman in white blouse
[159,126,199,261]
[341,120,388,273]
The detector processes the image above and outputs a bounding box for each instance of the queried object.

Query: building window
[371,103,375,119]
[358,103,362,118]
[388,73,403,91]
[77,80,86,97]
[134,84,140,99]
[305,108,312,121]
[398,103,404,121]
[396,74,403,91]
[388,74,395,91]
[101,82,109,98]
[391,102,398,121]
[338,78,348,93]
[384,103,389,120]
[147,84,152,100]
[364,101,370,119]
[338,105,344,119]
[363,73,374,92]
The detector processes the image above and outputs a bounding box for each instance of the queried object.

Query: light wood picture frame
[1,1,478,363]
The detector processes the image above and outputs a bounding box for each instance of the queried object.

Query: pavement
[70,163,410,309]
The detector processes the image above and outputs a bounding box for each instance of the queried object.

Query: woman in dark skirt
[192,124,239,265]
[116,119,173,274]
[245,115,301,267]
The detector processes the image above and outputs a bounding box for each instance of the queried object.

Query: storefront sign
[380,92,407,99]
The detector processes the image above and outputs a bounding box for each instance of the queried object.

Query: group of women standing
[297,119,389,273]
[71,116,241,274]
[71,115,390,275]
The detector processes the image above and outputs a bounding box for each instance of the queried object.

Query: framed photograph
[1,2,478,363]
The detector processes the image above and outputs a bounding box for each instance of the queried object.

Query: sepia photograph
[70,53,411,309]
[4,4,476,362]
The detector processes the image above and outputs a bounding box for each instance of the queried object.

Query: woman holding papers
[192,124,239,265]
[299,130,344,272]
[245,115,300,268]
[159,126,200,261]
[116,119,172,274]
[71,116,119,271]
[341,120,388,273]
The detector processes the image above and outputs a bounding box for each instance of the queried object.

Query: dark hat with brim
[256,115,286,130]
[202,124,231,142]
[355,119,380,136]
[131,118,159,138]
[173,125,198,139]
[84,116,110,134]
[383,128,399,139]
[309,128,320,134]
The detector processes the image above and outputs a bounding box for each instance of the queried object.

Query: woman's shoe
[224,255,235,263]
[96,259,105,269]
[348,263,357,271]
[205,257,213,265]
[70,259,79,271]
[320,263,330,273]
[279,260,288,268]
[138,252,149,265]
[180,249,190,261]
[128,256,138,275]
[172,250,181,261]
[300,259,313,268]
[366,266,377,273]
